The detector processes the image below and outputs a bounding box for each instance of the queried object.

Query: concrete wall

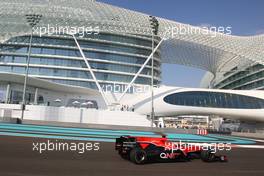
[0,104,151,127]
[24,119,198,134]
[232,132,264,139]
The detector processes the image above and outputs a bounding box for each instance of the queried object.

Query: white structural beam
[72,34,109,106]
[118,38,165,103]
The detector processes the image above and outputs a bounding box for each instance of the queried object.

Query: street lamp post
[21,14,42,121]
[149,16,159,127]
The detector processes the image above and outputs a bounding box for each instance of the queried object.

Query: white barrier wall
[82,110,151,126]
[0,104,151,127]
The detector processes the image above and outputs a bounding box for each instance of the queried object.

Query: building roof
[0,0,263,75]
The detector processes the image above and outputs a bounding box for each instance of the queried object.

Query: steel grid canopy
[0,0,264,74]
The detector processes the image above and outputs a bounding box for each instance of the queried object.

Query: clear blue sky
[99,0,264,87]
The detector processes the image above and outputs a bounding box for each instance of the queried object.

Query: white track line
[232,136,264,143]
[235,145,264,149]
[166,142,264,149]
[250,139,264,143]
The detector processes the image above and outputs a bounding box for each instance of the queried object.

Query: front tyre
[130,148,147,164]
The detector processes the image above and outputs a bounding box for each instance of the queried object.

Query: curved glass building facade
[164,91,264,109]
[0,33,161,91]
[213,64,264,90]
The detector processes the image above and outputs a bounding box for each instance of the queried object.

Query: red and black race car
[115,135,227,164]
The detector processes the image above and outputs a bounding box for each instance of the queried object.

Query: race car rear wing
[115,136,136,151]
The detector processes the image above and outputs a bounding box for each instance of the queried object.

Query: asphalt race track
[0,123,264,176]
[0,123,257,144]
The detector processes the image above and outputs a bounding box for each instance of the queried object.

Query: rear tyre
[201,150,215,162]
[130,148,147,164]
[118,150,129,160]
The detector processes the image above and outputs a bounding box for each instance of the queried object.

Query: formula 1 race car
[115,135,227,164]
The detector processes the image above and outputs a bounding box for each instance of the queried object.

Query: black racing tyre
[176,150,190,161]
[118,150,129,160]
[130,148,147,164]
[200,150,215,162]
